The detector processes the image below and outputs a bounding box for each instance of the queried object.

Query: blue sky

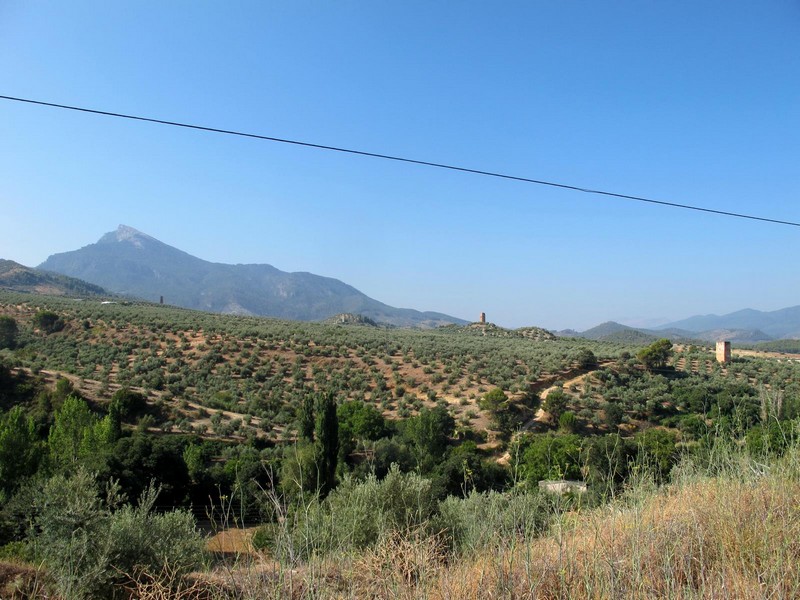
[1,1,799,330]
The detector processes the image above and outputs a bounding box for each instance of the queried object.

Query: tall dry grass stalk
[427,447,800,600]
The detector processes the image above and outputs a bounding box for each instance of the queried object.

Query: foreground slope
[38,225,467,328]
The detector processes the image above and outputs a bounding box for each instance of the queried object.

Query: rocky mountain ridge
[38,225,468,328]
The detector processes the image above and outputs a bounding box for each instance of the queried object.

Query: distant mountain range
[561,313,795,345]
[9,224,800,339]
[0,259,108,297]
[656,307,800,340]
[37,225,468,328]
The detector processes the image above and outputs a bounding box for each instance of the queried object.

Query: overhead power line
[2,93,798,228]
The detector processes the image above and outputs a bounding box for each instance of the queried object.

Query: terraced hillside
[0,291,618,443]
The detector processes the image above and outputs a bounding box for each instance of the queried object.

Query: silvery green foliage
[30,469,203,599]
[31,469,120,599]
[280,465,436,560]
[436,489,550,555]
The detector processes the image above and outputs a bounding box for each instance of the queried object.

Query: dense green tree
[338,400,387,465]
[677,414,709,440]
[107,400,122,442]
[364,437,415,479]
[314,391,339,497]
[604,401,624,429]
[479,388,508,413]
[576,348,598,369]
[479,388,521,438]
[0,361,38,412]
[635,428,678,482]
[432,441,508,497]
[0,406,41,498]
[221,444,271,519]
[33,310,64,334]
[0,316,18,349]
[713,384,760,432]
[403,405,454,472]
[108,433,191,506]
[543,389,569,423]
[182,442,208,484]
[745,420,797,456]
[338,400,386,441]
[584,434,634,492]
[299,393,315,442]
[280,441,319,499]
[637,339,673,371]
[48,395,115,471]
[516,432,583,484]
[109,387,147,420]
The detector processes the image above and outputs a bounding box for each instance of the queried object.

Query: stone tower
[716,341,731,364]
[479,312,486,324]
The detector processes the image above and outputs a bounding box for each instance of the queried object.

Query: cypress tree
[300,393,315,442]
[314,391,339,497]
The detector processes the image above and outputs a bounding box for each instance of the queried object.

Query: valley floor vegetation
[1,290,800,598]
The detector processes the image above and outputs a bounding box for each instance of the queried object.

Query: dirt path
[497,368,602,465]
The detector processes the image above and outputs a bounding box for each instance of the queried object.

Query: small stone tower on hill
[479,312,486,324]
[716,341,731,364]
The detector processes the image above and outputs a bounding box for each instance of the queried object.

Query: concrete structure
[479,312,486,324]
[538,480,588,495]
[716,341,731,364]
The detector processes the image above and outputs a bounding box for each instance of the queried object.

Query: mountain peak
[37,227,468,328]
[98,225,154,247]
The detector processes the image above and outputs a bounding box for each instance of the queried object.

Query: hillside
[576,321,657,344]
[438,321,557,342]
[38,225,467,328]
[2,290,800,599]
[322,312,382,327]
[0,259,108,297]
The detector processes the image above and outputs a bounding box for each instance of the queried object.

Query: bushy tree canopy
[637,339,673,371]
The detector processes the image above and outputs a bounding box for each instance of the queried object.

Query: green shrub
[108,486,203,579]
[558,410,577,432]
[436,489,551,555]
[279,465,436,559]
[29,469,203,599]
[0,540,30,561]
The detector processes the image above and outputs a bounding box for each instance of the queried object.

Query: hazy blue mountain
[578,321,657,343]
[574,320,770,345]
[38,225,468,328]
[658,306,800,339]
[690,328,773,343]
[655,327,700,339]
[0,259,109,297]
[560,321,659,344]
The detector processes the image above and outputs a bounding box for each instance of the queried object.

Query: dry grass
[0,561,53,600]
[11,458,800,599]
[426,458,800,599]
[197,452,800,599]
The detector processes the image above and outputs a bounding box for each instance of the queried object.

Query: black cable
[2,93,798,228]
